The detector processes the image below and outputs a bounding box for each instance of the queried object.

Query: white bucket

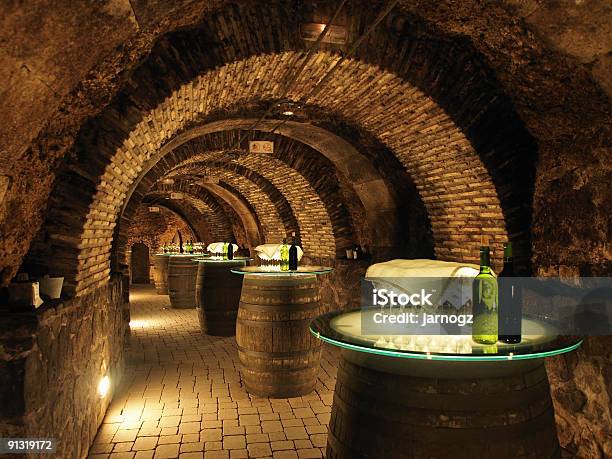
[39,276,64,299]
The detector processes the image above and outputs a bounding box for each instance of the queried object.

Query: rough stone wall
[0,277,126,459]
[547,337,612,459]
[318,259,371,314]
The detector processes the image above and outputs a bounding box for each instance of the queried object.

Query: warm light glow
[98,375,110,398]
[282,110,294,116]
[129,319,149,329]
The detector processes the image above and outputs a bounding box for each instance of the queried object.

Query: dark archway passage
[129,242,150,284]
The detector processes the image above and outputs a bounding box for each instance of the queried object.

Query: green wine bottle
[280,238,289,271]
[289,232,298,270]
[472,243,498,345]
[499,242,522,343]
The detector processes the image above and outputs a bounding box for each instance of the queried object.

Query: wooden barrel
[153,254,169,294]
[236,275,322,398]
[196,260,247,336]
[327,354,560,459]
[167,256,198,309]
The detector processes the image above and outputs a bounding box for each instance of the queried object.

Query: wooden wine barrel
[167,256,198,309]
[236,275,322,397]
[153,254,170,294]
[196,259,247,336]
[327,353,560,459]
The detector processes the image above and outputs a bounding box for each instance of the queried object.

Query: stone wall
[318,259,371,315]
[547,337,611,459]
[0,276,127,458]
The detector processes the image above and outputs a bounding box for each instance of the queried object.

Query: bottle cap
[480,235,489,248]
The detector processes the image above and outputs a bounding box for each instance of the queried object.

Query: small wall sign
[249,141,274,154]
[148,206,160,213]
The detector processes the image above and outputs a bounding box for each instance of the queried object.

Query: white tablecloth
[254,243,303,261]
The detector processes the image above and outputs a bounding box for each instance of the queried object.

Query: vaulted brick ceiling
[4,0,610,291]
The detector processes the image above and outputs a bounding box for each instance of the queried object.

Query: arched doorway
[130,242,150,284]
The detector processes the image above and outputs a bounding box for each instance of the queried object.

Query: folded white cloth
[255,243,304,261]
[366,259,482,278]
[366,259,488,310]
[207,242,238,253]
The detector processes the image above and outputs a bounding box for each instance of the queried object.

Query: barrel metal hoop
[237,346,320,359]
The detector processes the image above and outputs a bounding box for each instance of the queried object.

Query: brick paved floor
[88,284,339,459]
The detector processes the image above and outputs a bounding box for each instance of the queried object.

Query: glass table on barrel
[194,257,251,336]
[230,265,334,397]
[310,308,582,459]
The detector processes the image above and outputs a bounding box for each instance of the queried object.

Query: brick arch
[115,166,290,285]
[48,52,518,294]
[138,198,210,244]
[162,130,352,259]
[198,182,264,249]
[147,184,234,242]
[150,118,422,258]
[169,155,337,259]
[129,150,295,243]
[126,203,199,256]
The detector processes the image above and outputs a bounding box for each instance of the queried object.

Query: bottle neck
[480,248,491,273]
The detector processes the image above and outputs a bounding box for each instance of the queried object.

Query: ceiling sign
[148,206,160,213]
[249,140,274,154]
[170,192,184,199]
[300,23,347,45]
[200,176,220,184]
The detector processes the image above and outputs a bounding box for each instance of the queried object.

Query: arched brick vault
[10,2,543,289]
[136,155,291,243]
[144,121,402,255]
[52,50,515,294]
[199,182,263,249]
[138,199,208,243]
[126,203,199,254]
[148,185,234,242]
[159,130,365,257]
[3,0,609,288]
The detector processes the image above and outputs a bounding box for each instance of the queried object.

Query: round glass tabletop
[310,309,582,362]
[197,257,252,263]
[155,253,208,257]
[231,265,333,276]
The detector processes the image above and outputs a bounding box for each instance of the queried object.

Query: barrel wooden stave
[196,260,246,336]
[236,275,322,397]
[153,254,169,294]
[167,256,198,309]
[327,357,560,459]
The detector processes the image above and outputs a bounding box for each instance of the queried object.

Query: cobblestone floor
[88,284,339,459]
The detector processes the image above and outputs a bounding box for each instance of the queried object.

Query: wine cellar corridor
[92,285,337,459]
[0,1,609,458]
